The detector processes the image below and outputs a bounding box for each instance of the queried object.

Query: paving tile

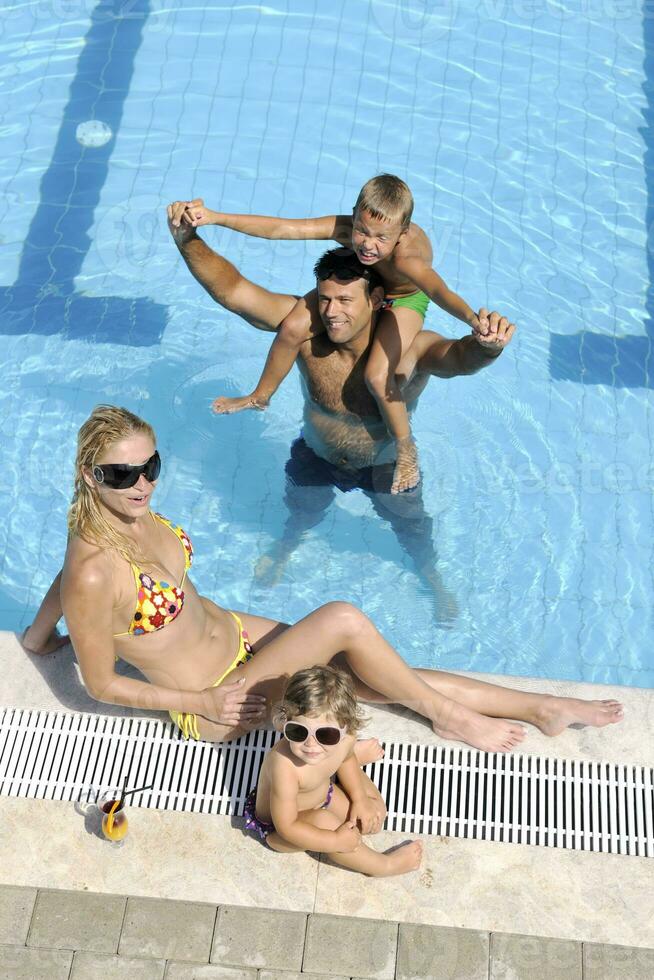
[396,922,489,980]
[211,906,306,971]
[27,888,126,953]
[71,950,166,979]
[259,974,349,980]
[303,914,398,979]
[584,942,654,980]
[491,933,581,979]
[0,944,73,980]
[164,963,257,979]
[0,885,37,944]
[119,896,216,962]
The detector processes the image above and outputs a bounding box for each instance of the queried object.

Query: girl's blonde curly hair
[274,665,368,735]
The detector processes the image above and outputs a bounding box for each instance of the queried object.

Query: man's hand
[348,794,385,834]
[181,198,214,227]
[167,201,199,245]
[471,308,516,355]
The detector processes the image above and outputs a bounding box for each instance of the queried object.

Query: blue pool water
[1,0,652,687]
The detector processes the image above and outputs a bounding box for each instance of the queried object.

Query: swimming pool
[1,0,652,687]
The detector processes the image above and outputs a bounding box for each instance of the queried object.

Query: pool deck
[1,629,653,978]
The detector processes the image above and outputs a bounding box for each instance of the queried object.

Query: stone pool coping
[0,629,652,954]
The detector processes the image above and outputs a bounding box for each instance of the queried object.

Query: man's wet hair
[313,247,384,295]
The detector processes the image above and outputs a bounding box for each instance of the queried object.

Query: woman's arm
[22,570,70,654]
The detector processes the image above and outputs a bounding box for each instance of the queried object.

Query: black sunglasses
[92,450,161,490]
[283,721,346,747]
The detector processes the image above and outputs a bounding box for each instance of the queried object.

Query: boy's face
[351,208,406,264]
[284,711,347,766]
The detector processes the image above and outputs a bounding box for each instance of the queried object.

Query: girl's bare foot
[378,840,423,876]
[434,702,527,753]
[354,738,385,765]
[212,394,268,414]
[532,696,624,736]
[21,626,69,656]
[391,437,420,494]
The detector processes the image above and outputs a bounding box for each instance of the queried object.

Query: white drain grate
[1,708,652,855]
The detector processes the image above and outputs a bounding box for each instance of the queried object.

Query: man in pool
[167,200,515,622]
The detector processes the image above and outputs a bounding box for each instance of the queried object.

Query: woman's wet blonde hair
[354,173,414,229]
[67,404,156,566]
[274,665,368,735]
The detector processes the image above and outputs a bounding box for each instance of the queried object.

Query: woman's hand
[201,677,267,728]
[21,625,70,656]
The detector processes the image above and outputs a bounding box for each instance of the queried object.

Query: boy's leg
[213,290,323,414]
[364,306,424,494]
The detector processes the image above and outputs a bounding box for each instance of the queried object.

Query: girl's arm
[22,570,70,654]
[182,200,353,244]
[269,759,360,853]
[335,752,382,834]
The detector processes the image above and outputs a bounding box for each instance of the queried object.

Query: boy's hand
[349,796,385,834]
[181,198,213,228]
[471,308,516,353]
[333,820,362,852]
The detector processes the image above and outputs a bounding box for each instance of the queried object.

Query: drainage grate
[1,708,652,855]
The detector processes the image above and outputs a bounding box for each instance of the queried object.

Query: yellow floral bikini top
[114,512,193,637]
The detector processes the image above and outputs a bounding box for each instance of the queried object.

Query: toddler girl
[244,665,423,876]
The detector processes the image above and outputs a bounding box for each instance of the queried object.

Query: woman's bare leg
[197,608,623,748]
[332,654,623,738]
[230,603,527,752]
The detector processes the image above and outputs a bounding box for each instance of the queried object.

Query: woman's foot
[212,393,268,414]
[20,626,69,656]
[354,738,385,765]
[378,840,423,876]
[532,696,624,736]
[434,702,527,753]
[391,437,420,494]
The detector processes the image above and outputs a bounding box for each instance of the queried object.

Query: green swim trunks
[382,289,430,319]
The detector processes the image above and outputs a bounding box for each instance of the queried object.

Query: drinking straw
[119,782,154,806]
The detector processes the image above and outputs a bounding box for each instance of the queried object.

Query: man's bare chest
[299,346,379,418]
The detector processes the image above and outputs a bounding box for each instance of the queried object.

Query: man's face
[316,275,379,344]
[351,208,406,264]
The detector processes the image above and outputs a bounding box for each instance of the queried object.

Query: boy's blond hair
[275,665,368,735]
[354,174,414,229]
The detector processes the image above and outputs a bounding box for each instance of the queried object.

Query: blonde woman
[23,405,623,747]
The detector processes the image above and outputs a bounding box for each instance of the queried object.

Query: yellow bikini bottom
[169,611,255,740]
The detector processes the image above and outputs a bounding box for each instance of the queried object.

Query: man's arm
[179,199,353,245]
[411,309,516,379]
[167,202,297,332]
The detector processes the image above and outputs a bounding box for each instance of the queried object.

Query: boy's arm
[336,752,383,834]
[269,759,360,853]
[182,199,353,244]
[394,256,480,328]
